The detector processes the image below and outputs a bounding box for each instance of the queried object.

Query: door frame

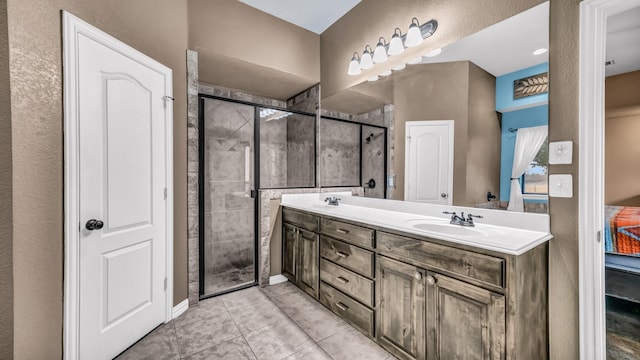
[578,0,640,358]
[404,120,454,205]
[62,11,174,360]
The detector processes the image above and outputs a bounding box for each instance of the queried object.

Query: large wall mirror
[321,1,550,213]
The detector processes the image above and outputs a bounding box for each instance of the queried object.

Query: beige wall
[605,70,640,110]
[548,0,580,358]
[392,61,500,206]
[188,0,320,100]
[393,61,469,202]
[605,107,640,205]
[0,0,13,358]
[466,63,501,205]
[6,0,189,358]
[604,71,640,205]
[320,0,544,99]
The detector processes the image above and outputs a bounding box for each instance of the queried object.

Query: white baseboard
[172,299,189,319]
[269,274,288,285]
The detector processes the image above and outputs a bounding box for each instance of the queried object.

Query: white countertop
[281,193,552,256]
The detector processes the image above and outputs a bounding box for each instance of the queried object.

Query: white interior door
[405,121,454,205]
[63,12,173,360]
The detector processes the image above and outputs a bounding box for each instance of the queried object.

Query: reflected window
[522,137,548,194]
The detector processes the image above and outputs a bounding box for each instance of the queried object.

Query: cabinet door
[426,272,505,360]
[282,223,297,283]
[297,228,319,298]
[377,256,426,360]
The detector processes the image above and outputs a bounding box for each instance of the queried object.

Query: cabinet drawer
[320,258,374,308]
[321,218,374,248]
[320,282,374,337]
[320,236,374,278]
[377,232,505,288]
[283,208,318,232]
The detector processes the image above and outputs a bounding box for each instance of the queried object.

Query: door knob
[85,219,104,231]
[414,271,422,281]
[426,275,436,286]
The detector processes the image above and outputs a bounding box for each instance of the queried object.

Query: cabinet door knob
[414,271,422,280]
[426,275,436,286]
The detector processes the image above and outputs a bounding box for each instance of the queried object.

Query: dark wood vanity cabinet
[282,209,320,298]
[426,272,505,360]
[377,256,426,360]
[281,207,548,360]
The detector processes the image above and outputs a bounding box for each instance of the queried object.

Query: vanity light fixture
[372,37,389,63]
[347,52,362,75]
[533,48,548,55]
[392,63,406,71]
[405,18,423,47]
[424,48,442,57]
[388,28,405,56]
[368,75,379,82]
[347,19,438,75]
[379,69,392,76]
[360,45,374,69]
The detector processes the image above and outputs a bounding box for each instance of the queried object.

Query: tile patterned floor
[116,281,395,360]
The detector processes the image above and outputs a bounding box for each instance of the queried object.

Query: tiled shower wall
[320,119,361,187]
[321,105,396,199]
[362,125,386,199]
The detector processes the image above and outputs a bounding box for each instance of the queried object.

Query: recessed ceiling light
[379,70,392,76]
[407,57,423,65]
[368,75,379,82]
[392,64,406,71]
[424,48,442,57]
[533,48,548,55]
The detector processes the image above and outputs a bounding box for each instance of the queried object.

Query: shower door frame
[197,94,317,299]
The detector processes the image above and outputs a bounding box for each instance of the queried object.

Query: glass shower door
[200,98,256,296]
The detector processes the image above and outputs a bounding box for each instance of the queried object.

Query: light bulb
[388,28,405,56]
[405,18,423,47]
[360,46,374,69]
[372,37,388,63]
[347,53,361,75]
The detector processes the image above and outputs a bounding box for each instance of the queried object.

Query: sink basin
[411,223,489,237]
[403,218,489,236]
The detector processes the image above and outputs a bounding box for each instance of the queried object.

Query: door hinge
[164,278,168,291]
[596,231,602,243]
[164,187,167,200]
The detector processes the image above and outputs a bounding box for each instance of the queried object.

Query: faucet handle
[466,213,483,221]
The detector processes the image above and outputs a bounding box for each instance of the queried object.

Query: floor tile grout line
[222,296,261,360]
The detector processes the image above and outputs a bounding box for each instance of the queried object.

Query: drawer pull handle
[335,251,349,258]
[336,228,350,234]
[337,276,349,284]
[336,302,349,311]
[426,275,436,286]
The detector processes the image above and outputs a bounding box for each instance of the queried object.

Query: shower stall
[198,95,315,297]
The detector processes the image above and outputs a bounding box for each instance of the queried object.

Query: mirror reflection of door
[603,5,640,358]
[404,121,454,205]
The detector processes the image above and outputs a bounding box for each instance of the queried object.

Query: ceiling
[418,2,549,77]
[606,5,640,77]
[238,0,361,34]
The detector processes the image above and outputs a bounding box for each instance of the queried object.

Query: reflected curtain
[507,125,548,212]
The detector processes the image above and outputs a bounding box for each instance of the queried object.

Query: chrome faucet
[443,211,483,227]
[324,196,341,206]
